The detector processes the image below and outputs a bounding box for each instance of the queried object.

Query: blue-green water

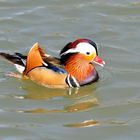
[0,0,140,140]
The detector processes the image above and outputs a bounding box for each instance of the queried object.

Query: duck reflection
[64,119,99,128]
[15,80,99,113]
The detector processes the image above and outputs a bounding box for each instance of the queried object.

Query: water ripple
[13,6,45,16]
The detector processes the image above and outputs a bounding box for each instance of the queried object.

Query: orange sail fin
[23,43,46,75]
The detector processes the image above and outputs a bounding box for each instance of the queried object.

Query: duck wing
[23,42,66,75]
[0,43,64,74]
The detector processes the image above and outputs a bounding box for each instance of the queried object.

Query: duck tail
[0,52,26,73]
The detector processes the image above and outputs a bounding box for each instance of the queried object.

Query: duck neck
[64,55,99,85]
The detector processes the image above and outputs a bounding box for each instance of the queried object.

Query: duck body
[0,39,105,88]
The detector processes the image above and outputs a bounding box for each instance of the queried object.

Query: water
[0,0,140,139]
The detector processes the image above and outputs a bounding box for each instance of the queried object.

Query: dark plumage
[0,52,26,66]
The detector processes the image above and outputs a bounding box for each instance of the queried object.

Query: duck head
[60,38,105,86]
[60,38,105,67]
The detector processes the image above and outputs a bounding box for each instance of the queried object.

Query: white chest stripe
[66,74,80,88]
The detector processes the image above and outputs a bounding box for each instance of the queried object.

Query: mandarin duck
[0,39,105,88]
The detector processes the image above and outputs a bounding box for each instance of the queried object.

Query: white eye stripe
[76,42,96,55]
[60,48,77,56]
[60,42,96,56]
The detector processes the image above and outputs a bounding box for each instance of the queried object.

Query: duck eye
[86,52,90,55]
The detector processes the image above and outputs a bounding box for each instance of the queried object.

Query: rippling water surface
[0,0,140,140]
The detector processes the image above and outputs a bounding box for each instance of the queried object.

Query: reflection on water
[22,98,98,113]
[64,98,98,112]
[24,108,65,113]
[18,80,98,99]
[64,119,128,128]
[13,81,99,113]
[64,119,99,128]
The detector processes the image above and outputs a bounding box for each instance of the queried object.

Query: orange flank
[27,67,68,88]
